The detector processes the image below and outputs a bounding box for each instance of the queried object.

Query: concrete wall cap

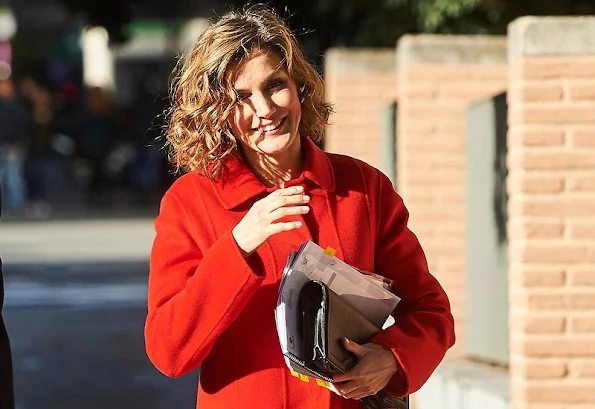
[508,16,595,62]
[324,48,396,74]
[397,34,507,68]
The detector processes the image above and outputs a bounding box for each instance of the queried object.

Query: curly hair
[164,5,333,180]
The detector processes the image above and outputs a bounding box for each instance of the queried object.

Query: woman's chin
[256,133,295,156]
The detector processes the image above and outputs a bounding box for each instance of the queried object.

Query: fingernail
[303,195,310,201]
[295,222,302,227]
[344,338,350,344]
[295,186,304,192]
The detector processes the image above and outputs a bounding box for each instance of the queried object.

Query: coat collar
[213,136,335,210]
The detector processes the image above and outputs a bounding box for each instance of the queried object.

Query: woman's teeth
[258,119,282,133]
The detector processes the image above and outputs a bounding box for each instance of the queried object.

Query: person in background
[0,188,15,409]
[78,86,116,204]
[20,78,53,219]
[0,79,29,214]
[145,5,455,409]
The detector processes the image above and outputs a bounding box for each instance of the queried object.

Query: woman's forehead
[231,50,288,86]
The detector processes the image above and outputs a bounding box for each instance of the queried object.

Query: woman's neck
[241,139,304,188]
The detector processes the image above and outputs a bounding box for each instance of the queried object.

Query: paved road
[2,219,198,409]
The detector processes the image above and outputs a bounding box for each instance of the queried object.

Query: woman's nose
[252,93,276,118]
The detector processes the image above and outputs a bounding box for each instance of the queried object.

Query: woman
[145,5,455,409]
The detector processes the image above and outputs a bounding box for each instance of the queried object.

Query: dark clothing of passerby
[0,188,15,409]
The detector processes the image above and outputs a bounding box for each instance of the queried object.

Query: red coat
[145,137,455,409]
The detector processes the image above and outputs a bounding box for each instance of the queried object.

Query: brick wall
[397,35,508,357]
[324,48,397,170]
[508,17,595,408]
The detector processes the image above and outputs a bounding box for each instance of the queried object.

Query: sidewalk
[0,218,156,265]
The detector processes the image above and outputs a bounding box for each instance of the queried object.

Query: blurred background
[2,0,595,408]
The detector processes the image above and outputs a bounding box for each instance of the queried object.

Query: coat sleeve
[370,172,456,397]
[144,189,264,378]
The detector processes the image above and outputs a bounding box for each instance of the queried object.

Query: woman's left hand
[333,338,399,400]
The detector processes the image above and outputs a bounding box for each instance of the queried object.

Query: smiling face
[228,50,302,165]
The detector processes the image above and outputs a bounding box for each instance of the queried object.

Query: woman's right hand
[232,185,310,257]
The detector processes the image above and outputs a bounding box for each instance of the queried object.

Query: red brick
[404,135,464,150]
[517,57,595,79]
[405,153,464,169]
[519,316,567,333]
[520,337,595,357]
[568,360,595,377]
[508,175,565,194]
[510,151,595,171]
[524,382,595,403]
[521,244,595,263]
[402,87,438,99]
[439,84,505,99]
[508,129,566,147]
[521,198,595,218]
[521,270,567,287]
[402,169,463,186]
[509,220,565,239]
[570,223,595,240]
[568,84,595,101]
[572,130,595,147]
[526,293,569,310]
[567,177,595,192]
[570,270,595,286]
[400,121,438,134]
[570,317,595,333]
[401,105,467,119]
[510,105,595,125]
[510,84,564,102]
[440,123,466,135]
[570,294,595,310]
[516,359,568,379]
[466,65,507,80]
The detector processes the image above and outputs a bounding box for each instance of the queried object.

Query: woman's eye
[268,79,286,90]
[236,93,249,102]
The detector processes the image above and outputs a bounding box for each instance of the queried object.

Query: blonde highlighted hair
[164,5,332,180]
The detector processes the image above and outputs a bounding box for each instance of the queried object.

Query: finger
[266,193,310,211]
[343,338,368,358]
[345,388,375,401]
[335,381,363,397]
[267,221,303,235]
[336,382,375,400]
[333,372,356,383]
[269,205,310,221]
[272,185,304,197]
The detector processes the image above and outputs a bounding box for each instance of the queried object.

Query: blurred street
[1,218,198,409]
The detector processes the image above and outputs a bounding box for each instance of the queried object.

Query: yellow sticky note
[324,246,336,257]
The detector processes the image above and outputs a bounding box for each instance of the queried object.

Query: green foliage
[277,0,595,49]
[395,0,483,31]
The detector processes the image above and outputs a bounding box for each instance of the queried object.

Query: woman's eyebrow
[234,71,288,92]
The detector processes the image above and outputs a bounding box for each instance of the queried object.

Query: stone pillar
[508,17,595,408]
[324,48,397,170]
[397,35,508,357]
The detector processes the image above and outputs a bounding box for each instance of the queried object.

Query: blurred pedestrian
[145,5,454,409]
[0,187,15,409]
[19,78,53,218]
[78,86,116,204]
[0,79,29,214]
